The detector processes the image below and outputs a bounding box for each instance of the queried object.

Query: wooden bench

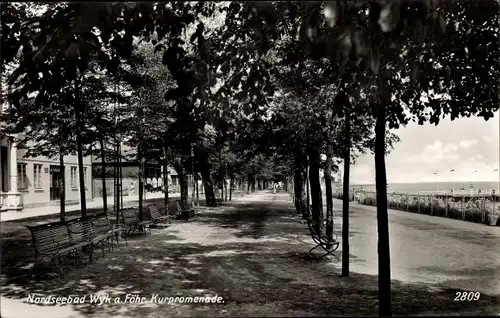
[90,215,127,253]
[26,221,93,272]
[175,200,195,219]
[66,217,96,263]
[147,204,172,227]
[120,208,152,235]
[216,197,224,206]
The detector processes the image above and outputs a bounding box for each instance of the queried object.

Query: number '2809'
[454,292,480,301]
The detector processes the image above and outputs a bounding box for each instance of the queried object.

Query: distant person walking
[273,183,277,194]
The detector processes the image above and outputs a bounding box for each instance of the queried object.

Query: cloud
[443,143,459,153]
[482,135,493,143]
[407,140,459,165]
[426,140,442,152]
[459,139,478,149]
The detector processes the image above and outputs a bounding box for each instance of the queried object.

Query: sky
[349,110,500,184]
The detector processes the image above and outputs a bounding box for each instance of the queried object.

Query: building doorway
[50,165,63,201]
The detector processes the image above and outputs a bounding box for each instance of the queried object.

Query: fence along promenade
[334,189,500,226]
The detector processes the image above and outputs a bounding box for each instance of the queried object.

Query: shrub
[464,208,483,223]
[432,206,446,217]
[420,205,431,215]
[408,204,419,213]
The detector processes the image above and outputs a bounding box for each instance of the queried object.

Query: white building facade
[0,135,92,211]
[0,136,22,211]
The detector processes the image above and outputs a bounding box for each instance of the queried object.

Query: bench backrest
[92,217,113,235]
[175,200,184,212]
[306,217,322,238]
[148,204,162,219]
[176,200,192,211]
[67,217,94,243]
[120,208,139,225]
[27,222,72,254]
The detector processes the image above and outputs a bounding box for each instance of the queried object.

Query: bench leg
[118,232,124,246]
[78,245,92,264]
[31,254,42,275]
[114,232,120,247]
[31,254,52,277]
[126,225,133,236]
[318,249,335,259]
[108,237,115,251]
[55,253,65,275]
[318,249,339,262]
[89,244,94,263]
[72,249,81,267]
[100,241,106,256]
[309,244,322,254]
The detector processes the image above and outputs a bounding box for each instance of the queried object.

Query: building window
[34,164,43,189]
[83,167,87,189]
[71,166,78,188]
[17,163,28,190]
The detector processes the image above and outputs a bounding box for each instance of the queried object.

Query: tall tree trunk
[251,176,256,192]
[220,177,224,200]
[119,149,123,210]
[138,145,144,221]
[229,177,233,201]
[375,101,392,316]
[196,178,199,203]
[59,150,66,222]
[305,165,310,219]
[191,145,196,207]
[99,139,107,213]
[73,75,87,218]
[342,107,351,277]
[247,175,252,193]
[294,170,306,217]
[324,143,334,250]
[224,177,228,202]
[180,174,189,207]
[174,163,189,207]
[199,153,216,207]
[75,117,87,217]
[308,147,323,233]
[201,174,216,207]
[114,141,119,223]
[163,146,169,213]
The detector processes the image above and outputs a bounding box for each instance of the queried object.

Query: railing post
[430,194,433,215]
[445,193,448,217]
[461,196,465,220]
[417,194,420,213]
